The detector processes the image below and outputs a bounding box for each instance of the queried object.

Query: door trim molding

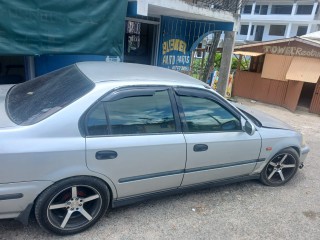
[118,170,184,183]
[185,158,265,173]
[118,158,265,183]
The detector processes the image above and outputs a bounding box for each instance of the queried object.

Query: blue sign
[158,16,233,72]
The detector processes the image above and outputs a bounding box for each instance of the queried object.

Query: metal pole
[201,30,222,83]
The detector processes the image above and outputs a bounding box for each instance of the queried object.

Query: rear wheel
[35,176,110,235]
[260,148,299,186]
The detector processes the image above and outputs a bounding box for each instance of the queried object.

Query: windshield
[6,65,94,125]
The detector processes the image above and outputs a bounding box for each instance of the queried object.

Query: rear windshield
[6,65,94,125]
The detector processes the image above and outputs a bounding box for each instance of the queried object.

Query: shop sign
[157,16,234,72]
[263,46,320,58]
[161,38,190,71]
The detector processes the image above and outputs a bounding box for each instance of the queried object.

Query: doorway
[124,20,158,65]
[254,26,264,41]
[0,56,26,85]
[298,82,316,109]
[310,79,320,114]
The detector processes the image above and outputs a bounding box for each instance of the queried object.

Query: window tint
[7,65,94,125]
[296,5,313,15]
[269,25,286,36]
[271,5,292,14]
[243,5,252,14]
[87,103,108,136]
[106,90,176,135]
[255,5,268,15]
[251,25,255,36]
[179,96,241,132]
[297,26,308,36]
[240,25,249,35]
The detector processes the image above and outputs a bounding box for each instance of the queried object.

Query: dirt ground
[0,98,319,240]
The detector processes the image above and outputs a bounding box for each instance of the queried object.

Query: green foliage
[191,53,249,80]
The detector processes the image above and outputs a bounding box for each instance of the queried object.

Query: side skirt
[112,174,260,208]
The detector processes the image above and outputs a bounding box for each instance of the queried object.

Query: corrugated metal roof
[299,31,320,45]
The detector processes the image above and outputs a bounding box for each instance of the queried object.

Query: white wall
[237,0,319,41]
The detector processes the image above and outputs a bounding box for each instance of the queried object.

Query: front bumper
[0,181,52,221]
[300,145,310,165]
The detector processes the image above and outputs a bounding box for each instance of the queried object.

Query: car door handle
[95,150,118,160]
[193,144,208,152]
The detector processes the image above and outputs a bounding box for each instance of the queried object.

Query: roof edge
[234,36,320,50]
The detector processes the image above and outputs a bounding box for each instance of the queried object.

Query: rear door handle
[96,150,118,160]
[193,144,208,152]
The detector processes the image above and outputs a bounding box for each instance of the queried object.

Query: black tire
[35,176,110,235]
[260,148,299,186]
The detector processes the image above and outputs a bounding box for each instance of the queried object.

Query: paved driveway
[1,99,319,240]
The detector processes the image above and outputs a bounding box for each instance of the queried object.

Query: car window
[86,103,108,136]
[179,96,241,132]
[86,90,176,136]
[6,65,94,125]
[106,90,176,135]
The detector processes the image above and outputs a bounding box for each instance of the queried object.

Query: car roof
[76,62,207,87]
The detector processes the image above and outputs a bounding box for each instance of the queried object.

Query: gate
[283,80,304,112]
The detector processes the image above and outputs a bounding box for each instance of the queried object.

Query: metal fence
[183,0,247,13]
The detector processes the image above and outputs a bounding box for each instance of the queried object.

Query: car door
[175,87,262,186]
[85,87,186,198]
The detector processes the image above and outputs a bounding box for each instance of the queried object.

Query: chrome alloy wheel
[265,153,297,183]
[47,185,102,230]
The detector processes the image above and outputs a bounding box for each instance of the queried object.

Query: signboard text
[264,46,320,58]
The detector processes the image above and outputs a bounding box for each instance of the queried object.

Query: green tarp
[0,0,128,56]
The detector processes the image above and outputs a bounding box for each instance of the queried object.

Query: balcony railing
[183,0,247,13]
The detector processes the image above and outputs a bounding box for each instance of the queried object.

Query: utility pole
[201,30,222,83]
[216,31,236,96]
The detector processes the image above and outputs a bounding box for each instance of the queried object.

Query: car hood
[234,103,293,130]
[0,85,17,128]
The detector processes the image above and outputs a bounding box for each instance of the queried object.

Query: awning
[262,54,293,81]
[0,0,128,56]
[233,51,265,57]
[286,57,320,83]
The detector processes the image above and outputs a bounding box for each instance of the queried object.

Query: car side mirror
[243,120,255,136]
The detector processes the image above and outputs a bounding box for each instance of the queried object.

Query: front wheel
[35,176,110,235]
[260,148,299,186]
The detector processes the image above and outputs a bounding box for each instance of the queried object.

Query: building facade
[237,0,320,43]
[0,0,241,86]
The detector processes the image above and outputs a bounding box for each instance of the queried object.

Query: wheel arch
[290,146,300,156]
[33,175,112,234]
[259,147,300,186]
[253,136,301,175]
[34,175,117,204]
[17,174,117,225]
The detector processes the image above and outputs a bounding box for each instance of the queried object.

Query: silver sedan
[0,62,310,235]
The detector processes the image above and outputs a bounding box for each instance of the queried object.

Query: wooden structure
[232,36,320,114]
